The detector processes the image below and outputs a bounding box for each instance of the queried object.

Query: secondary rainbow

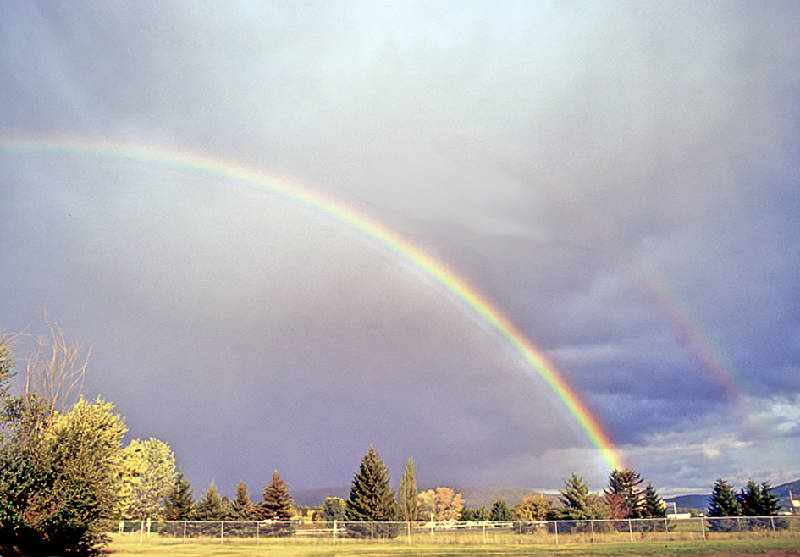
[0,136,625,471]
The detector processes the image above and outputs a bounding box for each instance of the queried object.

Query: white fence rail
[111,515,800,545]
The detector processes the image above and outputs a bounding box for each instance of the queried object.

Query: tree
[194,482,225,520]
[560,473,605,520]
[232,481,256,520]
[0,328,127,556]
[514,494,553,521]
[605,468,645,518]
[115,437,176,520]
[399,458,419,521]
[220,495,235,520]
[417,488,464,521]
[740,480,781,516]
[490,499,513,521]
[346,446,396,521]
[0,396,126,555]
[164,468,195,520]
[260,470,294,520]
[642,483,666,518]
[322,497,346,522]
[708,478,741,517]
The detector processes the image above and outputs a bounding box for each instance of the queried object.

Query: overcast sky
[2,1,799,497]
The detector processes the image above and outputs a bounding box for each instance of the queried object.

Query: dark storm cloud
[2,0,799,492]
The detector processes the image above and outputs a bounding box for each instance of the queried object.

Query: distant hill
[664,493,709,512]
[664,479,799,513]
[295,480,798,512]
[292,485,557,508]
[453,486,559,508]
[292,487,348,507]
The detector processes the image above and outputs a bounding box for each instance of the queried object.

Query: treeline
[0,327,785,555]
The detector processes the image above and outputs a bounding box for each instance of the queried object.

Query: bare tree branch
[23,318,88,411]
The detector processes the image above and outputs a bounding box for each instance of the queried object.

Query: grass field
[107,536,800,556]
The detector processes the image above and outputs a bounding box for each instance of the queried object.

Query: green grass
[107,536,800,556]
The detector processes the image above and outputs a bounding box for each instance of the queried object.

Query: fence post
[664,517,668,541]
[183,521,186,543]
[407,521,411,545]
[628,519,633,543]
[554,520,559,545]
[482,523,486,544]
[139,520,144,544]
[256,521,260,543]
[770,516,775,534]
[220,521,224,544]
[591,519,595,543]
[700,516,706,540]
[332,520,337,544]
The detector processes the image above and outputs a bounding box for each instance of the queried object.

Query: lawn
[107,536,800,556]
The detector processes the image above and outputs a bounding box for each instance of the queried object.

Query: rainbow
[0,136,625,471]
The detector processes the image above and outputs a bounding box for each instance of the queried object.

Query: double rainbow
[0,136,624,472]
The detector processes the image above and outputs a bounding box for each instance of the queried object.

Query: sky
[1,1,799,498]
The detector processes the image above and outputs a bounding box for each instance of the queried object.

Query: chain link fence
[111,515,800,545]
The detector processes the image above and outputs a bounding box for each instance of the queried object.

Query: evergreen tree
[560,473,605,520]
[322,497,346,521]
[260,470,294,520]
[194,482,224,520]
[490,499,512,521]
[399,458,419,521]
[232,481,255,520]
[740,480,781,516]
[642,483,666,517]
[758,482,781,516]
[164,468,195,520]
[345,446,397,521]
[606,468,645,518]
[708,478,741,517]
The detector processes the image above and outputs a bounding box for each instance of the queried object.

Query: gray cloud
[1,0,799,493]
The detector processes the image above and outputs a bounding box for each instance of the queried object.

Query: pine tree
[345,446,397,521]
[606,469,645,518]
[194,482,224,520]
[708,478,740,517]
[399,458,418,521]
[642,483,666,517]
[260,470,294,520]
[740,480,781,516]
[560,473,604,520]
[490,499,512,521]
[232,481,255,520]
[220,495,235,519]
[758,482,781,516]
[164,468,195,520]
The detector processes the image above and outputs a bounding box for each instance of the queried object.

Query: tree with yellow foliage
[115,437,176,520]
[417,487,465,521]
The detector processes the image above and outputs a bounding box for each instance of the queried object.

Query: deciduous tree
[399,458,418,521]
[514,494,553,521]
[322,497,346,521]
[115,437,176,520]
